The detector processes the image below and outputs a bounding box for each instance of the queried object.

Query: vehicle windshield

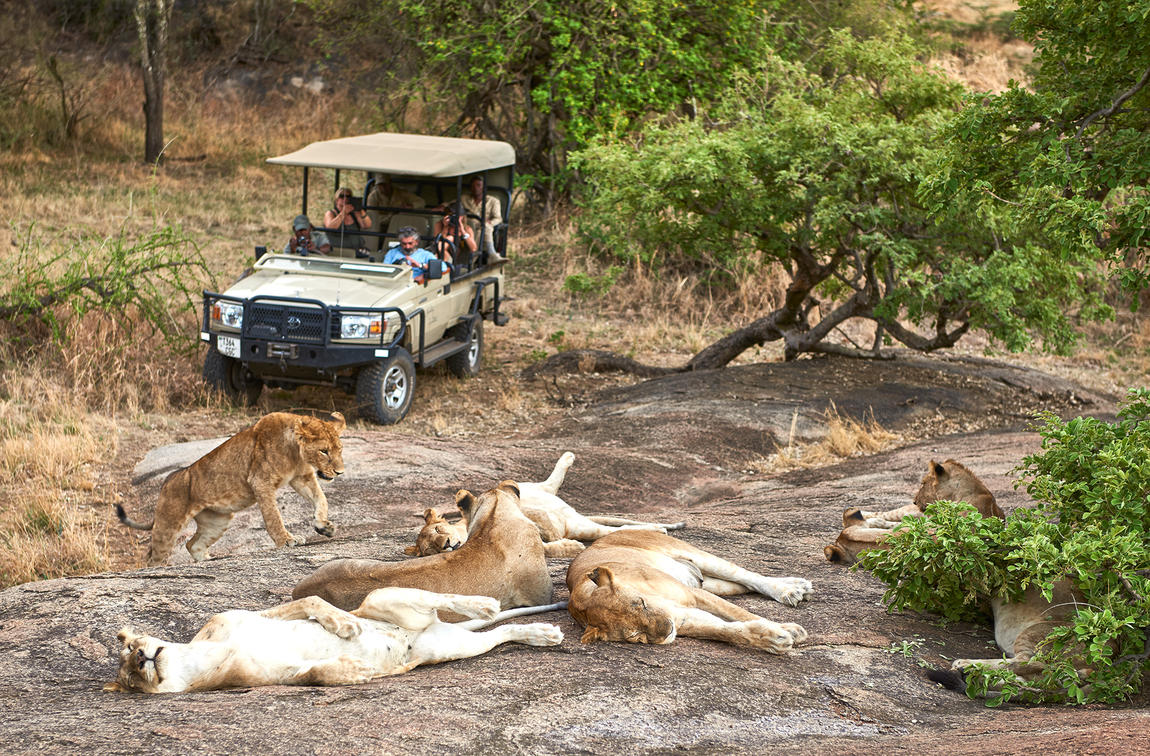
[258,254,407,278]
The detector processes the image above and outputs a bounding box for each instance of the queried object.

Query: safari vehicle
[200,132,513,424]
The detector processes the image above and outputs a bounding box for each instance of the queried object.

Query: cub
[117,411,345,565]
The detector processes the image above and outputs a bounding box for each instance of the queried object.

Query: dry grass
[0,491,109,587]
[746,404,903,475]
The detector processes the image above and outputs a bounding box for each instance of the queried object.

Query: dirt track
[2,354,1145,754]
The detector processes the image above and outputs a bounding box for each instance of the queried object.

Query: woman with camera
[432,212,477,265]
[323,187,371,251]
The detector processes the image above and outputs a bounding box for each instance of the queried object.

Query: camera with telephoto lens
[294,233,310,256]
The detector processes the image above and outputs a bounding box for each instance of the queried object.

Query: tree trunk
[135,0,173,164]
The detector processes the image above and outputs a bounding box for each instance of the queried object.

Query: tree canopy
[565,29,1110,369]
[926,0,1150,293]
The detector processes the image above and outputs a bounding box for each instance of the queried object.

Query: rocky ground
[1,354,1146,754]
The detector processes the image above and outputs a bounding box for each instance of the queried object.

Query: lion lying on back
[567,531,811,654]
[293,481,552,618]
[106,588,563,693]
[823,459,1003,565]
[117,411,346,565]
[406,452,685,558]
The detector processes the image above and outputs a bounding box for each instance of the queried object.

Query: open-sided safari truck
[200,132,513,424]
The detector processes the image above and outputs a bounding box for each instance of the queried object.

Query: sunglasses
[339,193,352,199]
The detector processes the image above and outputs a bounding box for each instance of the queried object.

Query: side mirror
[424,259,444,281]
[254,245,267,261]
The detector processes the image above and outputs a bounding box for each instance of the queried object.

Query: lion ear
[455,490,476,518]
[422,508,440,524]
[403,545,419,556]
[824,544,845,563]
[116,627,137,645]
[328,411,346,433]
[930,460,947,479]
[497,480,521,499]
[588,566,616,589]
[580,626,604,644]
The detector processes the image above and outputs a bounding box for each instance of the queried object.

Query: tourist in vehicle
[283,214,331,256]
[432,213,475,264]
[323,187,372,251]
[383,227,447,284]
[368,175,425,212]
[458,174,503,263]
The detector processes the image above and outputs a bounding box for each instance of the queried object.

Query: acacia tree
[926,0,1150,292]
[531,30,1110,375]
[135,0,173,164]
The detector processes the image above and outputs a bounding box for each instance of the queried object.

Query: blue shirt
[384,246,439,280]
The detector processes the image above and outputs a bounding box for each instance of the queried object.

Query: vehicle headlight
[341,314,383,339]
[210,300,243,329]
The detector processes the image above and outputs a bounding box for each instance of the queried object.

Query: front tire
[356,349,416,425]
[446,319,483,378]
[203,350,262,406]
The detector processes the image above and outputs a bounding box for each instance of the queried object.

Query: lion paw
[314,520,335,538]
[317,614,363,640]
[459,596,500,620]
[282,535,305,547]
[336,658,377,685]
[779,622,808,645]
[557,452,575,470]
[766,577,813,606]
[517,623,564,646]
[745,620,800,653]
[951,658,975,670]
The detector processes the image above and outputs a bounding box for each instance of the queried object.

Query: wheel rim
[383,364,409,408]
[466,328,481,367]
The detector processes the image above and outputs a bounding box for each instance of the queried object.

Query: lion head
[105,628,167,694]
[574,566,677,645]
[404,508,467,556]
[296,412,346,481]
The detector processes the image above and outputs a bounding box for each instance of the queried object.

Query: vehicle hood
[222,269,410,309]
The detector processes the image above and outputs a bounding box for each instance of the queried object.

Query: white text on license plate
[217,335,240,358]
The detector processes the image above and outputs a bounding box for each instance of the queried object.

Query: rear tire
[203,350,262,406]
[446,319,483,378]
[356,349,416,425]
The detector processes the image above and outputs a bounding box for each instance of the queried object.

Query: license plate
[217,334,240,358]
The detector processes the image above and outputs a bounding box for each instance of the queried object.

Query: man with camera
[283,215,332,256]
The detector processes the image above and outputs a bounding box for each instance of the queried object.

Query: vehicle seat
[387,213,433,247]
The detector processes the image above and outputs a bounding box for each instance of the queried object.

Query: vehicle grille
[247,304,326,343]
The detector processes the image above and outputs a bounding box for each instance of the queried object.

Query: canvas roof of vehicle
[267,132,516,178]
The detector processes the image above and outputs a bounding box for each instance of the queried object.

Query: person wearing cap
[284,215,332,256]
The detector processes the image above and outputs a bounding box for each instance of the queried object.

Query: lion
[116,411,346,566]
[927,580,1086,694]
[406,452,686,558]
[292,481,552,617]
[566,531,812,654]
[403,508,468,556]
[824,459,1003,565]
[104,587,563,693]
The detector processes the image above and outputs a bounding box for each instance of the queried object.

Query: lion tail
[457,601,568,631]
[925,667,967,693]
[115,503,154,531]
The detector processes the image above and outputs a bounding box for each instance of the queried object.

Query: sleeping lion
[105,588,563,693]
[567,531,812,654]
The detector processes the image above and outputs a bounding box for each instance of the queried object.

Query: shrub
[861,390,1150,705]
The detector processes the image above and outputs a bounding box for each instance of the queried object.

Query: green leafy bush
[861,390,1150,705]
